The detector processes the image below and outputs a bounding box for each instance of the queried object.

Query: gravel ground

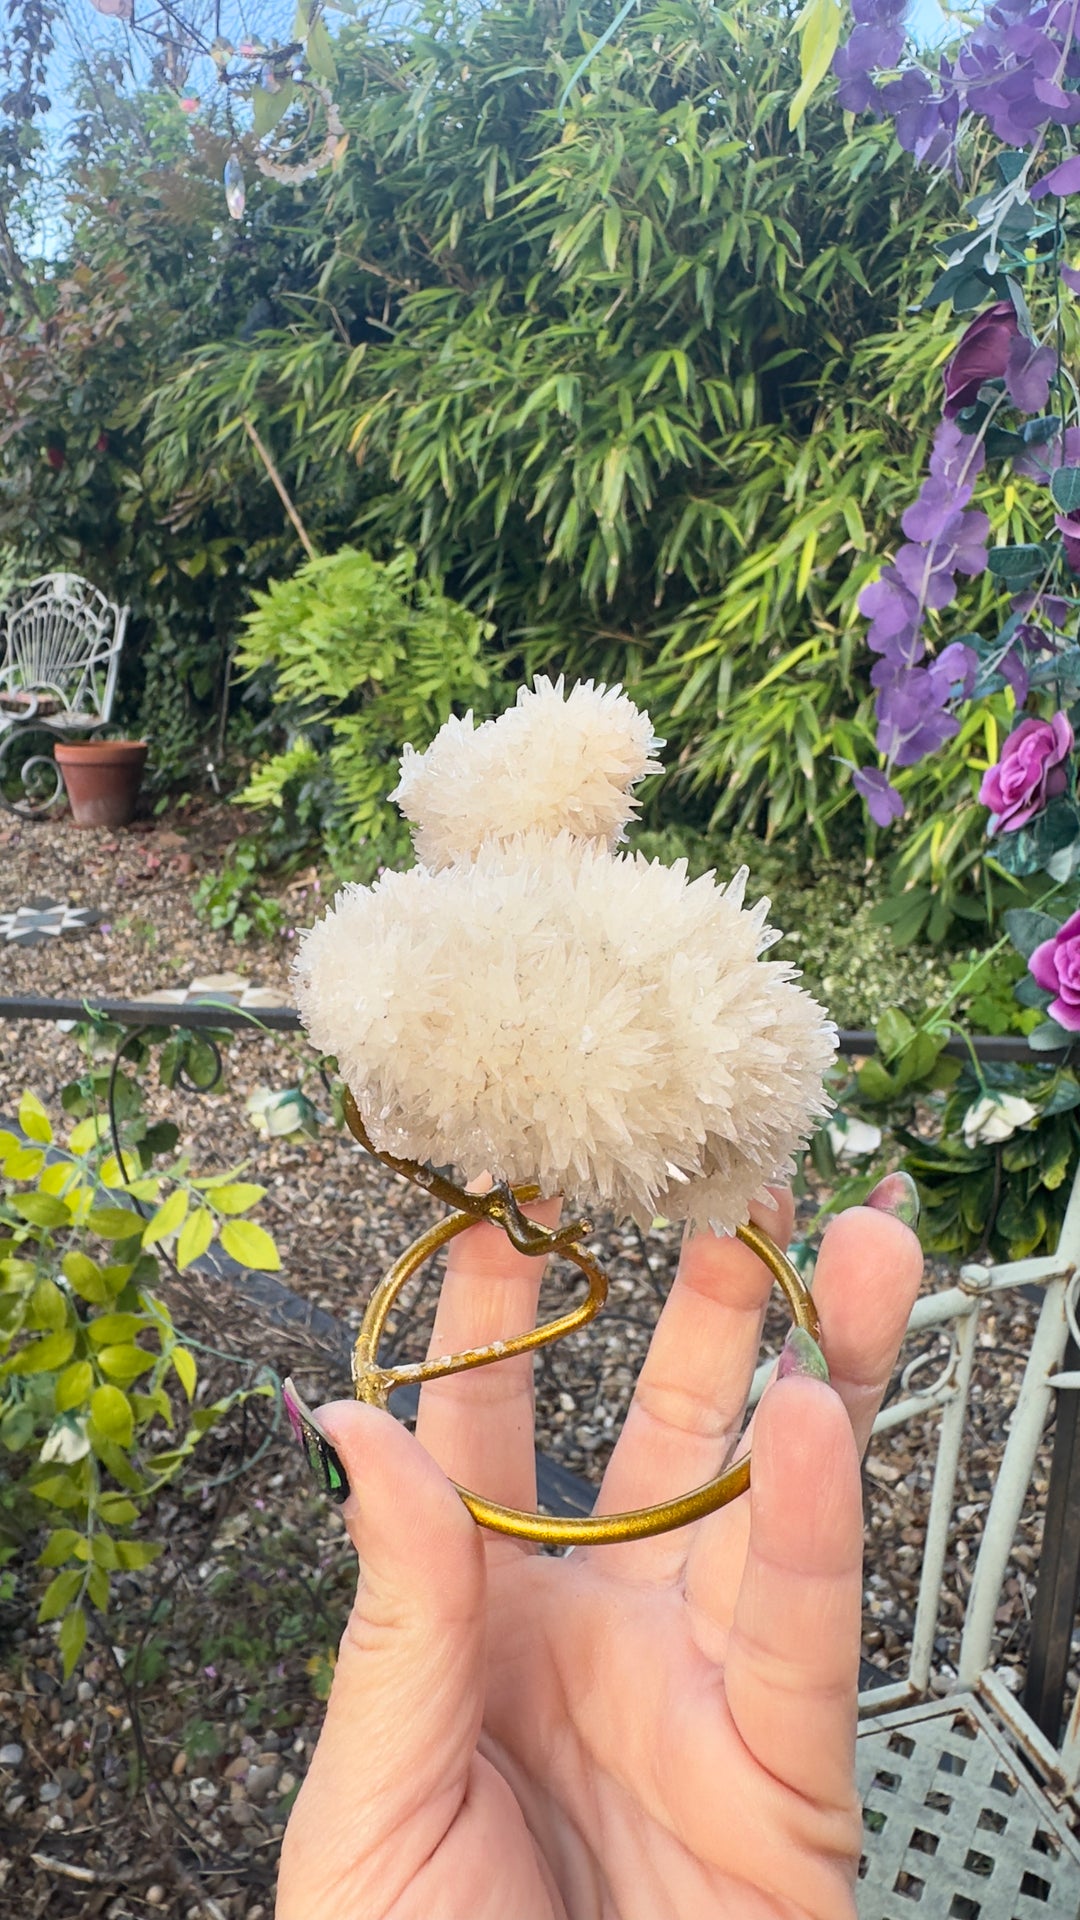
[0,805,1075,1914]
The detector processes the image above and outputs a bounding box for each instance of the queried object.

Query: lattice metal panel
[856,1695,1080,1919]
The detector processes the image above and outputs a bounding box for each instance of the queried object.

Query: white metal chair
[847,1173,1080,1915]
[0,572,129,816]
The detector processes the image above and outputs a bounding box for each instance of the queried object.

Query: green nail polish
[865,1170,920,1230]
[777,1326,830,1384]
[283,1377,350,1504]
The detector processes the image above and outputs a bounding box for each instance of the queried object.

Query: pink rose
[1030,910,1080,1032]
[943,303,1019,419]
[978,713,1073,834]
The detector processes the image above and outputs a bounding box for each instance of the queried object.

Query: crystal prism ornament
[224,155,246,220]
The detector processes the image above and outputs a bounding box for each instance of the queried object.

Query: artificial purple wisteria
[834,0,1080,170]
[836,0,1080,827]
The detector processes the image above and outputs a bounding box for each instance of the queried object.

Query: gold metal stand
[343,1089,820,1547]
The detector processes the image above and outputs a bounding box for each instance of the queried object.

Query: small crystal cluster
[296,681,835,1233]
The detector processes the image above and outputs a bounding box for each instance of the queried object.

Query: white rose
[961,1093,1037,1149]
[826,1117,883,1160]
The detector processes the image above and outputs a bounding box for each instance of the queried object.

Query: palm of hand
[278,1198,921,1920]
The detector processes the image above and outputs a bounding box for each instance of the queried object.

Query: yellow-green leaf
[176,1206,215,1271]
[306,16,338,84]
[87,1206,142,1241]
[219,1219,281,1271]
[14,1192,71,1229]
[39,1161,79,1198]
[63,1251,127,1303]
[171,1346,197,1400]
[114,1539,163,1571]
[31,1470,86,1509]
[59,1603,87,1676]
[69,1114,107,1154]
[96,1343,155,1385]
[90,1384,133,1446]
[86,1564,110,1612]
[29,1277,68,1333]
[55,1360,94,1412]
[5,1328,76,1373]
[100,1150,141,1188]
[97,1493,138,1525]
[39,1526,83,1566]
[87,1313,148,1348]
[37,1568,83,1623]
[19,1091,53,1145]
[142,1188,189,1248]
[2,1145,45,1179]
[788,0,842,131]
[205,1182,266,1216]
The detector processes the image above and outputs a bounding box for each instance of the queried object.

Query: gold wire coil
[343,1088,820,1548]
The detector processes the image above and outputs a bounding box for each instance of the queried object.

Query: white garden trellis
[831,1172,1080,1913]
[747,1172,1080,1911]
[0,573,129,816]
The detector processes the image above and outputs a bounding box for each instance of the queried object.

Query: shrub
[236,545,496,876]
[0,1050,281,1674]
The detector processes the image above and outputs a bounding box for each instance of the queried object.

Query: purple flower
[1031,153,1080,199]
[1013,590,1072,628]
[854,766,905,826]
[1062,264,1080,294]
[1005,338,1058,414]
[943,303,1020,418]
[1056,507,1080,572]
[979,712,1074,832]
[1013,425,1080,482]
[873,657,965,765]
[893,540,957,606]
[929,417,986,490]
[902,474,974,541]
[859,569,924,663]
[935,639,978,697]
[1030,910,1080,1031]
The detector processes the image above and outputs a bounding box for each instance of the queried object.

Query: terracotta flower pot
[55,740,148,829]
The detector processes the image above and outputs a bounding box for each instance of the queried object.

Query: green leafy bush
[193,841,286,942]
[236,545,495,875]
[0,1072,280,1675]
[142,0,960,845]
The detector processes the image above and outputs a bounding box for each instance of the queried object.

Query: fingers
[588,1190,795,1585]
[277,1402,485,1918]
[414,1195,562,1525]
[686,1202,923,1631]
[723,1373,865,1814]
[809,1203,925,1458]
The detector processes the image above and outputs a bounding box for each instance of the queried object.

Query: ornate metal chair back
[0,572,128,722]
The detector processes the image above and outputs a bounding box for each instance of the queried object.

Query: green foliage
[235,545,494,874]
[141,0,960,845]
[0,61,353,786]
[193,841,286,943]
[0,1070,279,1674]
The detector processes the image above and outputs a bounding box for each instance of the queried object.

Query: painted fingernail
[864,1170,920,1230]
[283,1377,350,1504]
[777,1327,830,1383]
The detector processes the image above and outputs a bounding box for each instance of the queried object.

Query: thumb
[278,1399,486,1914]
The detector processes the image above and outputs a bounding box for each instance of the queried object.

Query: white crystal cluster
[295,680,835,1233]
[390,676,663,868]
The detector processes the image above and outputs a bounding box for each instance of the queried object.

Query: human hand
[277,1179,922,1920]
